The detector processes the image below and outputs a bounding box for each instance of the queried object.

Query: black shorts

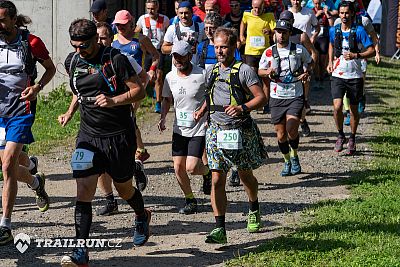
[315,36,329,55]
[269,96,304,124]
[72,130,136,183]
[244,55,262,69]
[172,133,205,158]
[331,77,364,105]
[144,49,165,71]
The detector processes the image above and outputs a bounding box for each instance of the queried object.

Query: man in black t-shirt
[58,19,150,267]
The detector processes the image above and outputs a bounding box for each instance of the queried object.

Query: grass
[226,57,400,267]
[29,83,156,155]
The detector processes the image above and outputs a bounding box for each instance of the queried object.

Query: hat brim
[113,19,131,25]
[275,26,291,31]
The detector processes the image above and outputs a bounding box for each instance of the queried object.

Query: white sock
[29,175,39,190]
[0,217,11,229]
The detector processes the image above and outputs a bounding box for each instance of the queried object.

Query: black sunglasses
[70,41,91,50]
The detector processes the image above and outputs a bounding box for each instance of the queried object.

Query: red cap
[113,10,133,24]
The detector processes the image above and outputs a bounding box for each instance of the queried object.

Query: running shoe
[28,173,49,212]
[300,120,311,137]
[358,95,366,114]
[344,112,351,126]
[0,227,13,246]
[205,227,227,244]
[135,149,150,162]
[334,136,347,152]
[290,156,302,175]
[96,199,118,216]
[134,160,148,192]
[60,247,89,267]
[29,156,38,175]
[154,102,161,114]
[247,210,262,233]
[228,169,240,187]
[202,171,212,195]
[281,161,292,177]
[133,209,151,246]
[262,104,270,114]
[347,138,356,156]
[179,200,198,215]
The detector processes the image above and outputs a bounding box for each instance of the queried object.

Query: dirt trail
[0,80,376,266]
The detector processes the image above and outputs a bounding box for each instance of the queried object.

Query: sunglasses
[70,41,91,50]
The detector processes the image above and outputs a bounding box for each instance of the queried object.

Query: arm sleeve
[162,74,172,98]
[242,12,248,24]
[361,16,374,35]
[128,56,143,74]
[28,34,50,62]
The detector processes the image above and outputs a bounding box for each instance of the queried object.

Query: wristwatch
[241,104,249,114]
[37,81,44,91]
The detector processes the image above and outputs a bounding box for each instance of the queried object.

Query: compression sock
[215,215,226,230]
[126,188,145,218]
[278,141,290,162]
[289,135,300,157]
[75,201,92,240]
[250,199,259,212]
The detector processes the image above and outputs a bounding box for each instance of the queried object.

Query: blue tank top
[112,33,144,66]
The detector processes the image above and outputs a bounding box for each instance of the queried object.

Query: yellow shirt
[242,11,276,56]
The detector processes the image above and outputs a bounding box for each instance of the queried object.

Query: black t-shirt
[65,45,136,137]
[225,12,243,33]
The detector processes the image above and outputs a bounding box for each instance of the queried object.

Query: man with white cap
[158,40,211,215]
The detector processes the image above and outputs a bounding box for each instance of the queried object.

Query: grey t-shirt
[206,62,261,125]
[162,64,207,137]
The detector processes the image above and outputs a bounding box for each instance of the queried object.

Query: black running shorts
[331,77,364,105]
[172,133,205,158]
[72,130,136,183]
[269,96,304,124]
[244,55,262,70]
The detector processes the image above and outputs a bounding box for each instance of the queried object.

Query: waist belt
[210,116,253,130]
[208,105,225,112]
[0,69,24,75]
[78,96,97,104]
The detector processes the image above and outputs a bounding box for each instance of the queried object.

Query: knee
[333,104,342,114]
[186,167,196,176]
[174,163,186,176]
[212,174,225,190]
[116,187,133,200]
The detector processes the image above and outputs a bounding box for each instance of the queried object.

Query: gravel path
[0,79,376,266]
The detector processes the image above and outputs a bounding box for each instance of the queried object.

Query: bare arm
[301,33,318,68]
[369,31,380,64]
[58,94,79,127]
[327,42,334,73]
[140,34,160,81]
[224,83,267,117]
[134,25,143,33]
[158,96,172,132]
[310,24,320,44]
[161,41,173,54]
[239,21,247,45]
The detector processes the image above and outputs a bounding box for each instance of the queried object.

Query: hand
[58,112,72,127]
[224,105,243,117]
[326,62,333,73]
[298,72,311,82]
[262,28,271,35]
[94,94,116,107]
[240,35,246,45]
[262,67,276,78]
[343,52,356,60]
[19,84,40,101]
[194,109,205,122]
[316,10,324,17]
[148,69,156,82]
[158,118,166,132]
[375,53,381,64]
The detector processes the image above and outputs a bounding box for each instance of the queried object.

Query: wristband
[38,81,44,91]
[150,65,157,71]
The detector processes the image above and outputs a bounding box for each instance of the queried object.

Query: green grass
[30,83,156,155]
[227,58,400,267]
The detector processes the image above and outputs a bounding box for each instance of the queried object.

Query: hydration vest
[68,47,119,104]
[206,61,251,113]
[270,42,304,83]
[0,28,37,81]
[144,15,164,40]
[333,23,359,58]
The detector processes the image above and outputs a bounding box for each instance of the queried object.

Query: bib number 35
[71,148,94,171]
[217,129,242,150]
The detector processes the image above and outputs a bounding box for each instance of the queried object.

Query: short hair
[0,0,32,27]
[96,22,113,38]
[69,19,97,41]
[214,27,237,47]
[204,12,223,27]
[146,0,159,4]
[338,1,356,14]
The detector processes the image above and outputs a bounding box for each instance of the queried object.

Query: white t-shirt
[290,7,319,38]
[162,64,207,137]
[136,14,169,50]
[259,43,312,99]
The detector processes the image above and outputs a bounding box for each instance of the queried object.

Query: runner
[60,19,150,266]
[327,1,374,155]
[259,19,313,176]
[196,27,268,244]
[135,0,170,114]
[158,40,211,214]
[89,0,113,26]
[193,0,206,21]
[170,0,203,25]
[0,0,55,245]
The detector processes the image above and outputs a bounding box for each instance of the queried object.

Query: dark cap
[279,10,294,21]
[90,0,107,13]
[178,1,193,9]
[275,19,292,31]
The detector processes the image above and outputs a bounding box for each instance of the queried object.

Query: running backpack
[144,15,164,39]
[270,42,304,82]
[0,28,37,81]
[333,23,359,58]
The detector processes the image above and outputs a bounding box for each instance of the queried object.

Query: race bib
[276,83,296,97]
[0,127,6,146]
[250,36,265,47]
[71,148,94,171]
[176,109,195,127]
[217,129,242,150]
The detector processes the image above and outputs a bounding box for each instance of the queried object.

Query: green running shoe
[205,227,227,244]
[247,210,262,233]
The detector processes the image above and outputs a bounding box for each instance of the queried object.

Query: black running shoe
[134,160,148,192]
[133,209,151,246]
[29,173,49,212]
[300,120,311,137]
[96,199,118,216]
[0,227,13,246]
[228,169,240,187]
[179,200,198,215]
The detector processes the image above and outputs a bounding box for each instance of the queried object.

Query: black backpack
[334,23,359,58]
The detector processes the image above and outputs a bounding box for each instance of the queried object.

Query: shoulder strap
[144,16,151,29]
[199,39,210,68]
[175,23,182,41]
[156,16,164,29]
[194,22,199,33]
[271,44,281,76]
[19,29,37,78]
[334,24,343,58]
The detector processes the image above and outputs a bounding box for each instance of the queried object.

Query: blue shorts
[0,114,35,149]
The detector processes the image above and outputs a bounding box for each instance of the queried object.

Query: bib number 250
[217,129,242,150]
